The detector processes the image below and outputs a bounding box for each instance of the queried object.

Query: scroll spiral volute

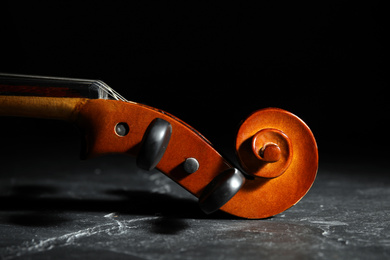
[219,108,319,219]
[235,108,318,179]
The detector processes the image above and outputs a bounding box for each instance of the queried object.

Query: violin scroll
[235,108,317,180]
[0,73,318,219]
[217,108,318,218]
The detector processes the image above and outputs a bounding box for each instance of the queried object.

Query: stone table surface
[0,151,389,259]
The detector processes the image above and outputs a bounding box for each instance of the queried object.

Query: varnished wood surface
[76,99,232,200]
[0,96,318,219]
[230,108,318,218]
[0,96,87,121]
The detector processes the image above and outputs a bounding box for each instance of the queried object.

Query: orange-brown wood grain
[0,96,87,121]
[0,96,318,219]
[75,99,232,198]
[226,108,318,218]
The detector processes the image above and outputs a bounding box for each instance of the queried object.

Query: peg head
[199,168,245,214]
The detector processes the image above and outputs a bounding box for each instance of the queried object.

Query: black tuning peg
[198,168,246,214]
[137,118,172,171]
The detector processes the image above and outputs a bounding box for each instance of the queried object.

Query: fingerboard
[0,73,127,101]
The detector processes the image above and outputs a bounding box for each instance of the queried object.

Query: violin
[0,73,318,219]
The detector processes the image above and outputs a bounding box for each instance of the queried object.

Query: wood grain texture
[230,108,319,218]
[0,96,87,121]
[75,99,232,198]
[0,96,318,219]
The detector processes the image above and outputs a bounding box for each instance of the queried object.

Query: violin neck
[0,95,86,121]
[0,73,126,121]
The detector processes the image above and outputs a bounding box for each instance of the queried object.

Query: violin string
[93,80,128,102]
[0,73,133,103]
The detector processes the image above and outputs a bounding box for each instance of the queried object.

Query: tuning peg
[198,168,246,214]
[137,118,172,171]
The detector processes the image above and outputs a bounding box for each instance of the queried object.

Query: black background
[1,2,388,165]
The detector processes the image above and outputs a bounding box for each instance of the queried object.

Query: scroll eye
[115,122,129,137]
